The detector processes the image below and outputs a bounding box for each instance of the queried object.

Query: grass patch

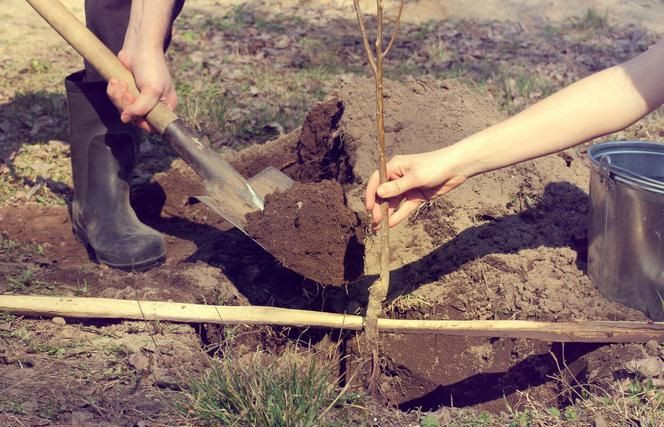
[492,68,557,114]
[181,347,362,426]
[6,267,53,293]
[173,63,334,148]
[0,400,26,415]
[510,361,664,426]
[200,4,305,34]
[570,8,611,31]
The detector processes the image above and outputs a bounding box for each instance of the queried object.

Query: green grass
[493,68,557,114]
[181,350,360,426]
[173,61,334,147]
[6,267,52,293]
[0,400,26,415]
[200,4,305,34]
[509,369,664,426]
[571,8,611,31]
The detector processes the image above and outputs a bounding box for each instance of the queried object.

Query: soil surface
[232,75,650,411]
[326,76,648,410]
[0,74,654,416]
[246,180,364,285]
[338,77,505,186]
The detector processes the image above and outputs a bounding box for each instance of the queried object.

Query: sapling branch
[383,1,404,57]
[353,0,377,76]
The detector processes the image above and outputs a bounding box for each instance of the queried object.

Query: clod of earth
[245,180,365,285]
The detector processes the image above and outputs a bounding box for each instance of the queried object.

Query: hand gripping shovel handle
[26,0,263,210]
[26,0,176,132]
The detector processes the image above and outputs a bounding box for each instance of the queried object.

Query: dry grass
[507,351,664,427]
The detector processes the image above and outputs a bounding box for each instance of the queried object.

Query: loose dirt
[0,75,650,414]
[327,76,646,410]
[246,180,364,285]
[224,75,648,411]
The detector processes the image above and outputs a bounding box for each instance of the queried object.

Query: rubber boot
[65,71,166,270]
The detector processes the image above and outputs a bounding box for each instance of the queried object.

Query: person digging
[366,39,664,228]
[65,0,183,271]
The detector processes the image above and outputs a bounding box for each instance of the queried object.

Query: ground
[1,1,664,426]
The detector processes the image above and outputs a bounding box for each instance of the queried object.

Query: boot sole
[72,225,166,272]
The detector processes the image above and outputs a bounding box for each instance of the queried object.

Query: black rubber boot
[65,71,166,270]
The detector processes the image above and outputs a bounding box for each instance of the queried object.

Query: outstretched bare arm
[366,39,664,227]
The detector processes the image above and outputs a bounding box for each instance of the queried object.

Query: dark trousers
[83,0,185,82]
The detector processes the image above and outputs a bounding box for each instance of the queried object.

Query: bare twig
[383,0,405,57]
[352,0,377,76]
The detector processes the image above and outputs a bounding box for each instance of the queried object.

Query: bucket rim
[588,140,664,194]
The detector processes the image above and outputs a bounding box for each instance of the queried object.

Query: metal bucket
[588,141,664,320]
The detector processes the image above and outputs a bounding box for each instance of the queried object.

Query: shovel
[25,0,294,235]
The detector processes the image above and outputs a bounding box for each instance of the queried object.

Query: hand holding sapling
[365,148,468,229]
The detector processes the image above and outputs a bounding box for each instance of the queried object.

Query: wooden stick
[1,295,663,343]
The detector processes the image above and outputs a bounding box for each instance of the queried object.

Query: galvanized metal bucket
[588,141,664,321]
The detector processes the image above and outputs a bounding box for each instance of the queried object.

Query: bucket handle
[599,154,664,191]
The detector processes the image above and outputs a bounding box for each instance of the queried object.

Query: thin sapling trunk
[352,0,404,396]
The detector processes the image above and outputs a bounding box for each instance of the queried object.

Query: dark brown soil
[230,97,353,186]
[230,130,300,179]
[294,97,353,184]
[246,180,364,285]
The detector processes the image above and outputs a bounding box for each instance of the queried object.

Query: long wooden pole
[1,295,663,343]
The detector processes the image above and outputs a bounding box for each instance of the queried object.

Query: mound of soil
[253,75,642,322]
[338,76,504,184]
[246,180,364,285]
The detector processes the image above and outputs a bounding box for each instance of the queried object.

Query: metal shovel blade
[162,120,293,234]
[248,166,296,201]
[195,166,294,233]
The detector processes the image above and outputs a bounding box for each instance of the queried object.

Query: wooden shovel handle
[25,0,177,134]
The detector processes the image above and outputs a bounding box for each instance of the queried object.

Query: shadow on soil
[0,90,180,202]
[400,342,603,411]
[132,181,348,313]
[133,180,589,315]
[353,182,589,304]
[0,91,70,195]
